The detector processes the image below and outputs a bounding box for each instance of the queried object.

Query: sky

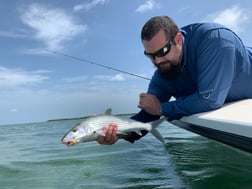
[1,0,252,125]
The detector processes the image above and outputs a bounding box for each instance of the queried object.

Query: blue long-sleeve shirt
[127,23,252,143]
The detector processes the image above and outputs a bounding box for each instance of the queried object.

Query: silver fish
[61,109,166,146]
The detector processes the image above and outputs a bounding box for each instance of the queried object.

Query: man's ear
[174,32,183,46]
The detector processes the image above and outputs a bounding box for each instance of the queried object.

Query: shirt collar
[180,30,187,67]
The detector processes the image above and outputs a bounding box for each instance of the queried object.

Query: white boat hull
[171,99,252,153]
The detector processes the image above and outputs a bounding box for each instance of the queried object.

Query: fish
[61,108,166,146]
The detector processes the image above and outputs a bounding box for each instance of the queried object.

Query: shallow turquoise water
[1,118,252,189]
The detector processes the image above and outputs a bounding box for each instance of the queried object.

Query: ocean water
[1,118,252,189]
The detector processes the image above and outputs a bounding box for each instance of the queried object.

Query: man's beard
[157,61,182,80]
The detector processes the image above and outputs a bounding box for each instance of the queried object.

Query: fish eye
[72,129,77,132]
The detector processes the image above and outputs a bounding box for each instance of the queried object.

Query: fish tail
[150,118,166,143]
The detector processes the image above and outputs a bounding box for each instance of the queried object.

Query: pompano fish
[61,109,166,146]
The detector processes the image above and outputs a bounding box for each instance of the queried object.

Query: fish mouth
[62,139,77,147]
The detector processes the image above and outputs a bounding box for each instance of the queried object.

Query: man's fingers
[138,93,161,115]
[105,124,117,142]
[97,124,118,145]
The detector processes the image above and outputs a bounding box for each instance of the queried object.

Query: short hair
[141,16,179,41]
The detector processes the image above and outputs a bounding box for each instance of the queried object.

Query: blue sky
[1,0,252,125]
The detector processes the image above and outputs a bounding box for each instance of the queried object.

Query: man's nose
[153,56,164,65]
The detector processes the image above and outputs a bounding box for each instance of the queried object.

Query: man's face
[143,29,183,80]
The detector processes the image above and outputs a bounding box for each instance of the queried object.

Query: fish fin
[134,131,143,136]
[150,128,165,144]
[104,108,112,115]
[149,117,166,143]
[150,117,166,129]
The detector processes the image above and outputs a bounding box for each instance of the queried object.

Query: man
[98,16,252,144]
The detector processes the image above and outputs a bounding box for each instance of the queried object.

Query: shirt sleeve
[162,31,236,119]
[123,28,237,143]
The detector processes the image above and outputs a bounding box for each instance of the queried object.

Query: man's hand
[97,124,119,145]
[138,93,162,116]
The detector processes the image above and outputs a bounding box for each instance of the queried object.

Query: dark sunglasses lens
[156,45,170,57]
[144,41,172,60]
[145,53,155,60]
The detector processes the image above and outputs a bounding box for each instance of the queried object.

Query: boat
[171,99,252,153]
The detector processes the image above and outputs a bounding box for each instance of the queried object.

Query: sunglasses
[144,40,173,61]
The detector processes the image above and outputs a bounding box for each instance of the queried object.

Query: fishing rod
[45,50,151,81]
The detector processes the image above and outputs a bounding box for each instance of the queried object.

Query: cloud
[135,0,158,13]
[203,5,249,34]
[73,0,110,12]
[10,108,19,113]
[64,74,125,84]
[0,67,49,87]
[20,3,87,51]
[63,75,89,83]
[94,73,125,81]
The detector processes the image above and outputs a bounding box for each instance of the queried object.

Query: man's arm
[161,32,236,119]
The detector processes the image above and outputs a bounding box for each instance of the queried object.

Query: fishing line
[45,50,151,81]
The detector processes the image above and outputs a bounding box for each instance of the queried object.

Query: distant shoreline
[47,113,136,122]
